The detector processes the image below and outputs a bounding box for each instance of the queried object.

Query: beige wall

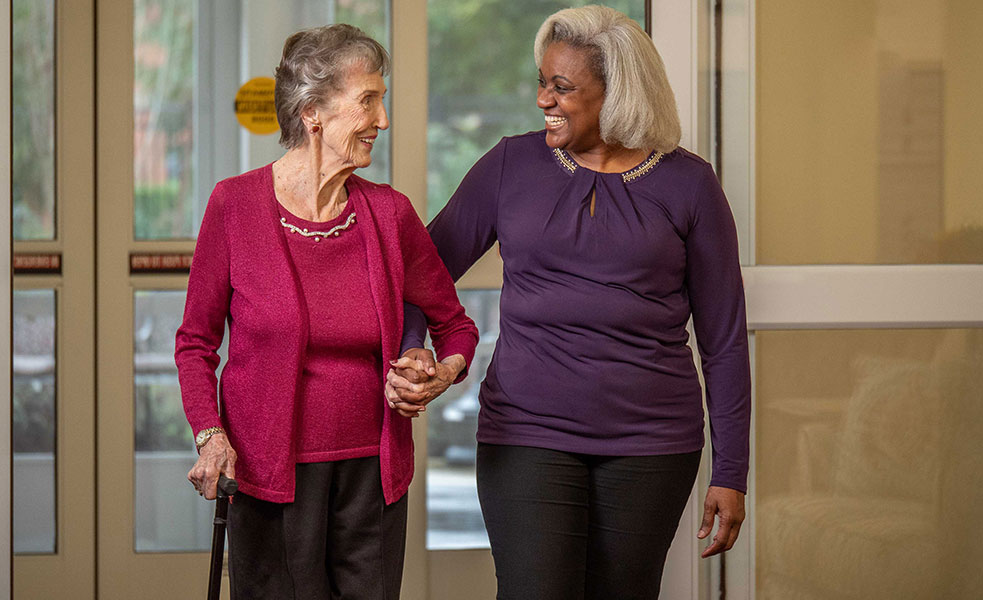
[757,0,983,264]
[757,0,880,264]
[943,1,983,234]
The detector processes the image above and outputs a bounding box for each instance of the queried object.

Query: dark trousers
[227,457,407,600]
[476,443,701,600]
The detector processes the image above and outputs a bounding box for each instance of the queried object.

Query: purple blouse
[405,131,751,492]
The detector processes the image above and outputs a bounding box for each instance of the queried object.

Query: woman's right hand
[385,348,463,418]
[188,433,237,500]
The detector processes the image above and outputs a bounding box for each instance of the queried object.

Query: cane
[207,474,238,600]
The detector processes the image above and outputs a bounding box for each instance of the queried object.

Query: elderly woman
[176,24,477,599]
[390,6,750,599]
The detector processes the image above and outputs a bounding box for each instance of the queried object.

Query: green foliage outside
[426,0,645,219]
[134,181,188,240]
[133,0,196,239]
[12,0,55,240]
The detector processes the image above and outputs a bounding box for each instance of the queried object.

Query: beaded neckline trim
[280,212,356,242]
[552,148,665,183]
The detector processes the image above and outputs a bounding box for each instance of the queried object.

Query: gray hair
[534,5,681,152]
[275,24,391,149]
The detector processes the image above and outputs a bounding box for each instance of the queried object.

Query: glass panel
[133,0,196,239]
[134,0,391,240]
[12,0,56,240]
[426,290,499,550]
[756,329,983,599]
[756,1,983,264]
[13,290,57,554]
[426,0,646,220]
[133,290,220,552]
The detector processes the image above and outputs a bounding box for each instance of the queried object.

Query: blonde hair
[275,24,391,149]
[534,5,681,152]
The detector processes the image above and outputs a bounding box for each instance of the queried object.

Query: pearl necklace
[279,212,357,242]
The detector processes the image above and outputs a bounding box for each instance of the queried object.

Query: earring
[311,124,321,134]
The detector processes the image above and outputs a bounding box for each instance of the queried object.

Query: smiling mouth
[358,137,376,146]
[545,115,567,128]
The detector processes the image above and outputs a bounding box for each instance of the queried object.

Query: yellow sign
[234,77,279,135]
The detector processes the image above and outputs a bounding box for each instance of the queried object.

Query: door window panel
[13,290,58,554]
[133,290,219,552]
[756,0,983,264]
[12,0,56,240]
[426,290,499,550]
[756,328,983,598]
[133,0,196,239]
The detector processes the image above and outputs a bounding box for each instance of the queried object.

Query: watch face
[196,427,220,447]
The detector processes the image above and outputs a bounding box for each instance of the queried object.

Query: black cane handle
[217,475,238,498]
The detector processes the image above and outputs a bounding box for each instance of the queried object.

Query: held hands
[385,347,465,418]
[187,433,237,500]
[697,485,746,557]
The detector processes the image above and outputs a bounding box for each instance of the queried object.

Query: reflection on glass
[13,290,57,554]
[134,0,196,239]
[756,0,983,264]
[426,0,646,220]
[134,0,391,240]
[756,329,983,599]
[134,291,216,552]
[12,0,56,240]
[427,290,500,550]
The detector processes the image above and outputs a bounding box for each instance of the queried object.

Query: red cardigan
[175,165,478,504]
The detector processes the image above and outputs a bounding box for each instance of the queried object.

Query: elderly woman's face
[537,42,605,153]
[314,67,389,169]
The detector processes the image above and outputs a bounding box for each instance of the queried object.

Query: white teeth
[545,116,567,126]
[359,138,374,144]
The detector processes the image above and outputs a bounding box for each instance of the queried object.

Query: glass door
[11,1,97,597]
[709,0,983,597]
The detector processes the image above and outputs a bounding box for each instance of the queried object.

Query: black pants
[476,443,701,600]
[227,457,407,600]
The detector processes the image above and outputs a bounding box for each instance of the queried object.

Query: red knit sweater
[277,201,384,462]
[176,165,478,504]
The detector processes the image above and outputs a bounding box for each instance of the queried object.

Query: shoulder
[349,175,405,205]
[463,130,552,182]
[210,163,273,208]
[659,147,715,178]
[654,147,721,200]
[349,175,418,218]
[499,129,551,159]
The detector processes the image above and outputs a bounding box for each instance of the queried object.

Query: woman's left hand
[697,485,746,557]
[385,352,465,418]
[187,432,237,501]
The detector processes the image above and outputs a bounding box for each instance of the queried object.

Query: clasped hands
[385,347,465,418]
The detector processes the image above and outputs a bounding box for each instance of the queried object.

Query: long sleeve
[175,185,232,437]
[685,164,752,493]
[401,138,506,351]
[395,193,479,371]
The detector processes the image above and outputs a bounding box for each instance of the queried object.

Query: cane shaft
[207,496,230,600]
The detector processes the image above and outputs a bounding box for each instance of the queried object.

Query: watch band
[195,426,225,452]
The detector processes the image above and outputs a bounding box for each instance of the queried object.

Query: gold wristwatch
[195,426,225,452]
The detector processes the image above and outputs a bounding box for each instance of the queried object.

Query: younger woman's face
[537,42,606,154]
